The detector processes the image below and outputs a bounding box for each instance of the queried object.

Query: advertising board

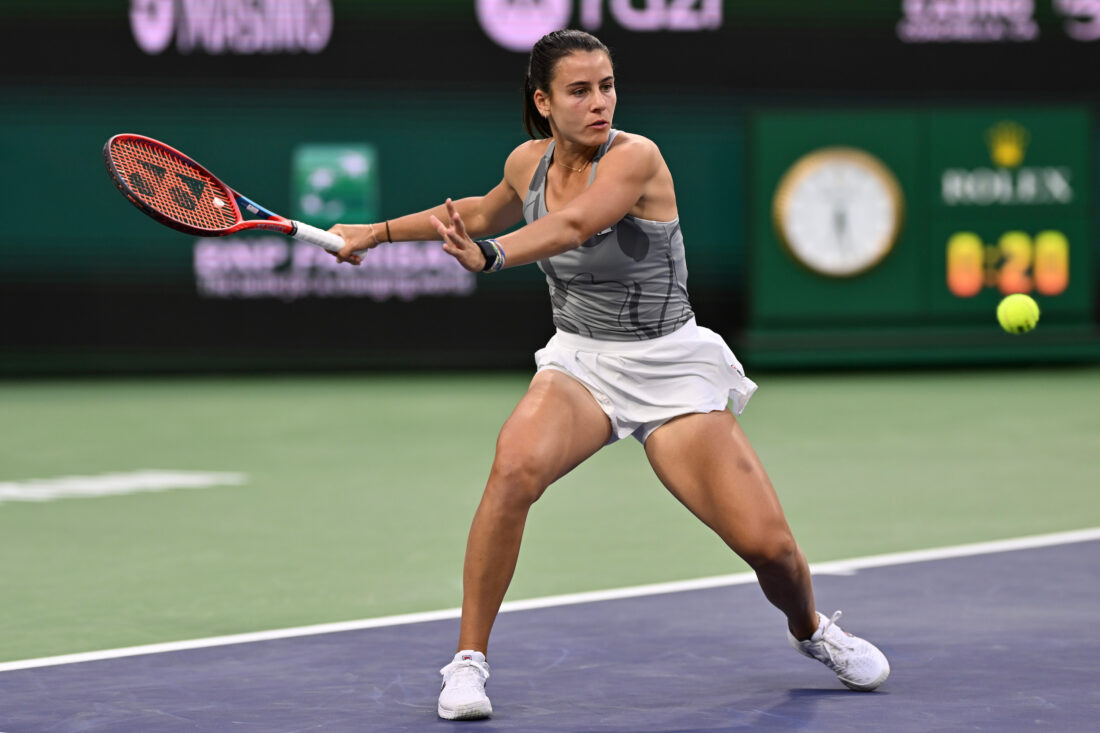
[747,106,1097,366]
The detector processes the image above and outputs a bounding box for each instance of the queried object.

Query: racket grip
[291,221,345,253]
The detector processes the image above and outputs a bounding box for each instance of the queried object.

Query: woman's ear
[533,89,551,119]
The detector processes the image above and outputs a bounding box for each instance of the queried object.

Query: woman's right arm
[330,144,533,265]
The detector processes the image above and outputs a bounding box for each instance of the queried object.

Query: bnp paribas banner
[192,142,476,303]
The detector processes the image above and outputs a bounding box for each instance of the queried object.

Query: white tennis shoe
[788,610,890,691]
[438,650,492,720]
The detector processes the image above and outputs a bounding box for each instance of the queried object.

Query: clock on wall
[772,147,905,277]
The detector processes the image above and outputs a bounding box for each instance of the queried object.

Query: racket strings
[110,139,237,231]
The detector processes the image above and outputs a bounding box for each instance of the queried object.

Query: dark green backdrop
[2,2,1099,373]
[0,87,747,372]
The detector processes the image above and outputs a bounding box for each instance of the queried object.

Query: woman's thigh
[643,410,795,562]
[489,369,612,499]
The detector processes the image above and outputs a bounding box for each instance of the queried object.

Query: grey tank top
[523,130,694,341]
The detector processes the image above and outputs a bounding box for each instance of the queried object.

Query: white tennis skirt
[534,318,758,444]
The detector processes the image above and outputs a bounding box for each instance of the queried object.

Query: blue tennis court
[3,532,1096,732]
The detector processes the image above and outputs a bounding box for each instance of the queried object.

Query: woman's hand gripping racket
[103,133,345,253]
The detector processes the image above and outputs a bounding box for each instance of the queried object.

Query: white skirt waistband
[549,318,698,355]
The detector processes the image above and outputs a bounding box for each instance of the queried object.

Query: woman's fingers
[452,211,468,240]
[432,210,484,272]
[429,214,451,242]
[431,211,467,249]
[326,224,363,265]
[446,198,470,240]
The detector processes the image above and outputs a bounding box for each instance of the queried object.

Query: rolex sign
[934,114,1086,209]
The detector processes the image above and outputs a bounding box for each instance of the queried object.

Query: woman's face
[537,50,616,146]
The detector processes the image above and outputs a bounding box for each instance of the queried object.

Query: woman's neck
[551,136,601,174]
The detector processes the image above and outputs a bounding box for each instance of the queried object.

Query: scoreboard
[747,106,1098,367]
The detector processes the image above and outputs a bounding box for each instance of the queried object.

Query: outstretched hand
[326,223,384,266]
[430,199,486,273]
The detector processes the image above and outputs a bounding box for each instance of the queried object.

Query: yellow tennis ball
[997,293,1040,334]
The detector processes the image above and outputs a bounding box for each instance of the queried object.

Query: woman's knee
[485,440,554,508]
[737,529,802,572]
[481,378,607,509]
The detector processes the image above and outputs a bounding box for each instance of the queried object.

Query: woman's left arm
[432,136,658,271]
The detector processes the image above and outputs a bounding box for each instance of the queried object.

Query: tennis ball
[996,293,1040,334]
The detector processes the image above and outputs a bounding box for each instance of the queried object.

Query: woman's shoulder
[506,138,552,167]
[503,139,551,192]
[607,130,660,158]
[601,131,664,180]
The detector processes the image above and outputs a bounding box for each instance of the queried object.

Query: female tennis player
[329,29,889,721]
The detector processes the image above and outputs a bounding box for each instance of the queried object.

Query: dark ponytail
[522,29,612,139]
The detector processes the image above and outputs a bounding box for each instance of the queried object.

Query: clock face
[773,147,904,277]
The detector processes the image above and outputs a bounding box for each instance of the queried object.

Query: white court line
[1,526,1097,674]
[0,471,246,504]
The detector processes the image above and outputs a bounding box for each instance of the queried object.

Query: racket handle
[291,221,345,253]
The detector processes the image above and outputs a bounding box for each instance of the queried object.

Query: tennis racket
[103,133,345,253]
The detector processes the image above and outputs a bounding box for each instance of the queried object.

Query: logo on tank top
[476,0,722,52]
